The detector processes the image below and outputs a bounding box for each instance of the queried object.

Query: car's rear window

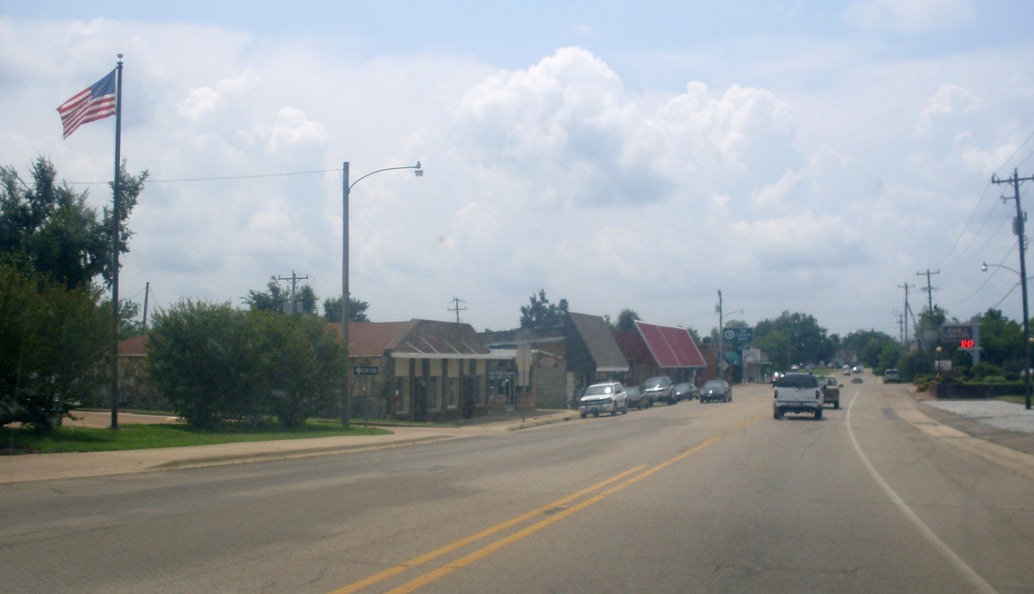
[775,374,818,388]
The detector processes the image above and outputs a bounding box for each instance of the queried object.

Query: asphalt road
[2,373,1031,593]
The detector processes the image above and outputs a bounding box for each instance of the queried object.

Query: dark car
[642,375,676,406]
[674,382,698,401]
[699,379,732,403]
[625,386,646,410]
[818,375,842,409]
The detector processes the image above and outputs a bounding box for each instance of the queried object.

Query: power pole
[448,297,467,323]
[992,168,1034,409]
[716,290,726,378]
[278,271,308,314]
[142,281,150,333]
[916,269,939,315]
[898,283,914,352]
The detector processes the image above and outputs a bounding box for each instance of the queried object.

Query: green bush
[147,301,342,428]
[0,267,110,434]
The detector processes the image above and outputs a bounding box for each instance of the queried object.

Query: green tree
[322,295,370,322]
[616,309,640,331]
[244,277,291,312]
[148,300,343,428]
[148,300,264,428]
[754,311,831,367]
[251,311,342,426]
[244,278,320,315]
[916,305,949,351]
[0,156,147,291]
[519,290,569,329]
[0,267,110,433]
[842,329,898,368]
[976,309,1024,374]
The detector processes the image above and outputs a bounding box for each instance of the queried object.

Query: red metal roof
[634,320,706,368]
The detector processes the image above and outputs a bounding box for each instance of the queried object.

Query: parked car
[883,369,900,383]
[579,381,628,418]
[699,379,732,403]
[625,386,646,410]
[818,375,842,409]
[773,372,823,419]
[673,382,698,401]
[642,375,676,406]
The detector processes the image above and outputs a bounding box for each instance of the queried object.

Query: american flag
[57,69,117,139]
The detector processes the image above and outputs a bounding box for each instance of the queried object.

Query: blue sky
[2,1,1034,343]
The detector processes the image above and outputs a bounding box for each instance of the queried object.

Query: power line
[68,167,341,186]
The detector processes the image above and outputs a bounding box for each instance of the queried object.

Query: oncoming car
[579,381,628,418]
[699,379,732,403]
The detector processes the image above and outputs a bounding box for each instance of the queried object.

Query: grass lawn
[1,417,392,455]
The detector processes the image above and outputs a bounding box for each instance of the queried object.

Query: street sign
[353,365,379,376]
[723,327,754,343]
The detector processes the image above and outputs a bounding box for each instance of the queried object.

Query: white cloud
[915,84,986,137]
[178,69,262,121]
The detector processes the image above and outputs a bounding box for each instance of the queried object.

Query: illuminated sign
[959,339,975,349]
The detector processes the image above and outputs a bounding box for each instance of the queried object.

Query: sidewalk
[0,409,578,485]
[915,397,1034,457]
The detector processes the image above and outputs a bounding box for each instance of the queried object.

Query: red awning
[634,321,706,368]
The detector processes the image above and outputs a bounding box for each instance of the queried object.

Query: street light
[982,261,1032,410]
[342,160,423,427]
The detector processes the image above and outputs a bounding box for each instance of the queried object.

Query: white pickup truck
[773,372,824,420]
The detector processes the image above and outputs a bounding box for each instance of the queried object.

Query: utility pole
[448,297,467,323]
[278,271,308,314]
[716,290,725,379]
[896,313,906,348]
[142,281,150,333]
[916,269,939,315]
[898,282,914,353]
[992,168,1034,409]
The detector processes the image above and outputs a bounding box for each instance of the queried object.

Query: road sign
[353,365,379,376]
[723,327,754,343]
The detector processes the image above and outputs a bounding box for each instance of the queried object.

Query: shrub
[0,268,109,434]
[147,301,343,428]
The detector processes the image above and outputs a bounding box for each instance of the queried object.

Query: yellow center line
[329,465,646,594]
[336,412,766,593]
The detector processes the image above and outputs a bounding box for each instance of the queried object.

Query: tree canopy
[519,290,569,329]
[0,156,147,291]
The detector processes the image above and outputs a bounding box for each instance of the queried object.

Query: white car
[579,381,628,418]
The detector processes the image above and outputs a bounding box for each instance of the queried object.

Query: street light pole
[341,160,422,427]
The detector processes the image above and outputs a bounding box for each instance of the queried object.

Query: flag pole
[110,54,124,430]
